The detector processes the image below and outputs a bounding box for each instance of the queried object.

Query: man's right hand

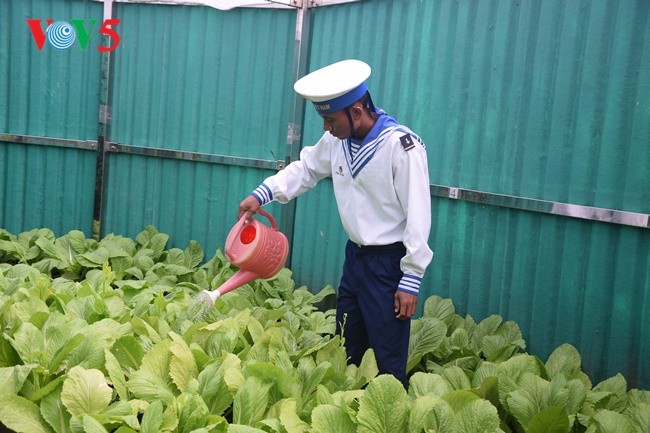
[237,195,261,222]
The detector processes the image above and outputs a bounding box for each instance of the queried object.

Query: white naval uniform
[252,112,433,295]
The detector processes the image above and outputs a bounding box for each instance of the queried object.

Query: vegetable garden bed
[0,227,647,433]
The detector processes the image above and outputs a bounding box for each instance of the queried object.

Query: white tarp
[95,0,360,10]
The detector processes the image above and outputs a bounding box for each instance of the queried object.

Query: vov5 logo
[26,19,121,52]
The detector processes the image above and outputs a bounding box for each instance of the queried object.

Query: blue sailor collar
[350,108,400,147]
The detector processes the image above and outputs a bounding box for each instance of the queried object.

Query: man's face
[320,109,352,139]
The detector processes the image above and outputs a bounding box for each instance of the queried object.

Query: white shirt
[252,113,433,295]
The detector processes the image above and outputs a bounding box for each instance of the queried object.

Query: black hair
[357,91,377,114]
[344,91,377,139]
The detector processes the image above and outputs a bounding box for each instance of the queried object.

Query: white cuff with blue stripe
[251,183,273,205]
[398,274,422,296]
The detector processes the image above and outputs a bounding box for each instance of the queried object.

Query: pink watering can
[198,209,289,305]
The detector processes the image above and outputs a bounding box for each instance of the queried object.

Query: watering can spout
[220,269,260,296]
[197,269,261,305]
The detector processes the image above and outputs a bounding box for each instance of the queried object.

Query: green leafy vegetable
[356,374,409,433]
[61,366,113,416]
[0,226,646,433]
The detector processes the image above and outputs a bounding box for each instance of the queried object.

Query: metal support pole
[281,2,312,266]
[93,0,116,240]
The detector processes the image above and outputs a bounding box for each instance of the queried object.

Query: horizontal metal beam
[0,133,97,151]
[90,0,362,9]
[106,142,286,171]
[431,184,649,229]
[0,133,284,171]
[91,0,296,10]
[2,132,647,229]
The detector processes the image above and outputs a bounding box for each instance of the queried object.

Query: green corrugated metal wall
[104,3,294,252]
[1,0,102,232]
[291,0,649,388]
[0,0,648,388]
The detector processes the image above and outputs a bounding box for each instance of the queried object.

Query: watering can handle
[256,208,278,230]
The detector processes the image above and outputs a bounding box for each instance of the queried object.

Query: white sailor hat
[293,59,372,114]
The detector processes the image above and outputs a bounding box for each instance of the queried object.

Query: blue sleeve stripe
[252,183,273,205]
[398,274,422,295]
[251,191,264,205]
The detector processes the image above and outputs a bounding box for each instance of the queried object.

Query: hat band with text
[312,82,368,114]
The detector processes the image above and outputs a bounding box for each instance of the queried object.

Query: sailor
[238,59,433,388]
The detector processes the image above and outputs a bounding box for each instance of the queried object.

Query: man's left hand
[394,291,418,320]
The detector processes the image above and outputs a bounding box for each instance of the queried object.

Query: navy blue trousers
[335,240,411,388]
